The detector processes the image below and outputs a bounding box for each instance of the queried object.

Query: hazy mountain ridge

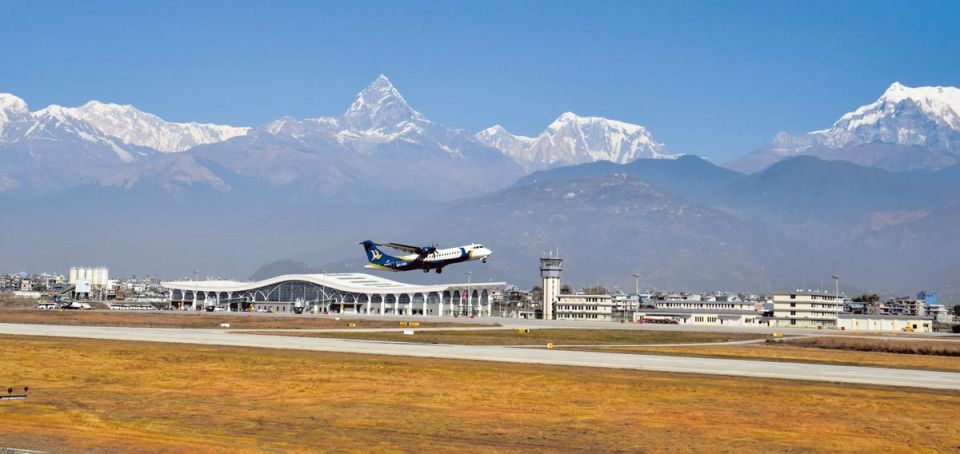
[289,156,959,297]
[515,155,743,202]
[287,172,817,291]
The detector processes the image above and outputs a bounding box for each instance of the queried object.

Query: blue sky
[3,0,958,162]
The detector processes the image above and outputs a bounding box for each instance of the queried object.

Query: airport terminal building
[162,273,505,317]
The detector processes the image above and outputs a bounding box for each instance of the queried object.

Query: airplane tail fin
[359,240,395,266]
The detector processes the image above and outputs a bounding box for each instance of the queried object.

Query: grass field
[0,335,958,452]
[0,310,486,329]
[242,328,768,345]
[580,340,960,372]
[775,336,960,356]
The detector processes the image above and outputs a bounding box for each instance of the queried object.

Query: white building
[634,309,762,327]
[655,299,756,311]
[837,314,934,333]
[927,305,954,323]
[69,266,109,288]
[554,294,613,322]
[162,273,505,317]
[771,291,843,329]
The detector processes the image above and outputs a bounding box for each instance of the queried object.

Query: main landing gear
[482,259,487,263]
[436,268,443,274]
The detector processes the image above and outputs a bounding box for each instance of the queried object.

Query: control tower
[540,254,563,320]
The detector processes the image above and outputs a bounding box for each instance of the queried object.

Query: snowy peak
[0,93,249,153]
[66,100,249,152]
[32,104,108,140]
[0,93,29,118]
[831,82,960,132]
[545,112,650,136]
[729,82,960,173]
[343,74,428,132]
[476,124,535,144]
[475,125,536,163]
[0,93,32,139]
[533,112,672,166]
[812,82,960,152]
[479,112,675,171]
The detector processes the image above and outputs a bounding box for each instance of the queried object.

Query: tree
[560,284,572,294]
[852,294,880,303]
[582,285,609,295]
[952,305,960,317]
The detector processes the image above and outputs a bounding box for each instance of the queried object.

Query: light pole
[632,273,641,318]
[193,270,199,312]
[832,274,839,299]
[465,271,473,316]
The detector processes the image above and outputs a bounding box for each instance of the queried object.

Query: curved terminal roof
[161,273,505,294]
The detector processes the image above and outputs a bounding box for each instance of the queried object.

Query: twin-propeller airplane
[358,240,492,273]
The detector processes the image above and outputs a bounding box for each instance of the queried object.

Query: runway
[2,322,958,391]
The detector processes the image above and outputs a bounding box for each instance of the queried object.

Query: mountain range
[1,75,673,198]
[2,77,959,302]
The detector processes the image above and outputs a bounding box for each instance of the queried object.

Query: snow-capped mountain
[0,94,33,141]
[823,82,960,148]
[476,112,676,171]
[475,125,537,164]
[728,82,960,173]
[343,74,429,134]
[63,101,249,152]
[265,74,476,158]
[188,75,524,200]
[0,94,248,153]
[0,93,250,192]
[266,75,430,143]
[2,74,673,196]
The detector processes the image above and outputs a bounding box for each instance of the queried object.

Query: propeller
[419,244,438,257]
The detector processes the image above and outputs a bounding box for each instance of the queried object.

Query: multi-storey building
[554,294,613,322]
[771,291,843,329]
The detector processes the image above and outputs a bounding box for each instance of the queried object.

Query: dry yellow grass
[0,309,485,329]
[776,336,960,356]
[582,342,960,372]
[0,335,958,452]
[242,328,766,345]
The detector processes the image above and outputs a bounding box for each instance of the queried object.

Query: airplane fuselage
[362,241,492,273]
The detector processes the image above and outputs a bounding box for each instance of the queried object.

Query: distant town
[4,261,957,334]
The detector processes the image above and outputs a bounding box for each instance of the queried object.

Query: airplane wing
[380,242,428,254]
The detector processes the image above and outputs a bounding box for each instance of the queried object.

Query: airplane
[50,295,91,310]
[58,301,92,310]
[359,240,492,273]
